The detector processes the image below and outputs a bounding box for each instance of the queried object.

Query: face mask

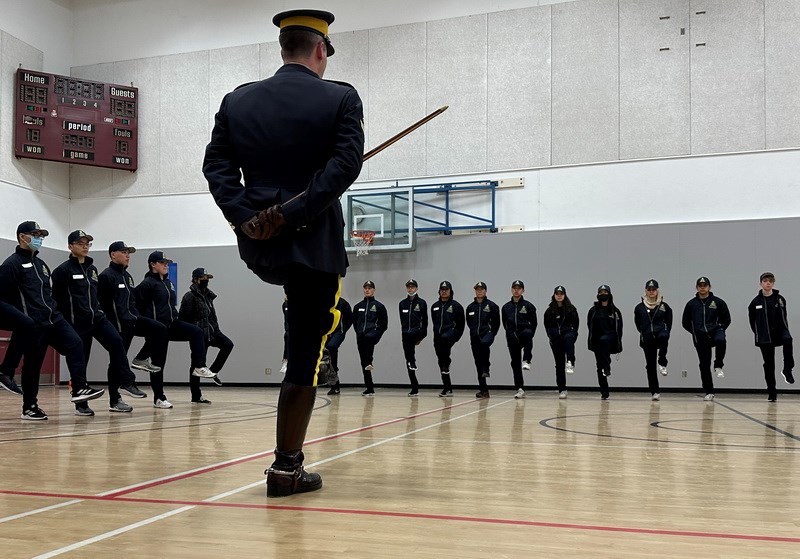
[28,236,44,250]
[597,294,610,303]
[199,280,209,288]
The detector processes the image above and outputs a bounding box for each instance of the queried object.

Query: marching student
[465,281,500,399]
[353,281,388,396]
[325,297,352,396]
[634,279,673,401]
[431,280,465,397]
[587,284,623,400]
[398,279,427,396]
[543,285,579,399]
[501,280,537,399]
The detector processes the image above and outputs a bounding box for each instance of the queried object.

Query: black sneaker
[603,369,611,377]
[71,386,105,403]
[480,371,490,378]
[475,391,490,399]
[0,373,23,395]
[361,389,375,397]
[768,394,778,402]
[120,384,147,399]
[212,374,223,387]
[75,404,95,416]
[22,405,48,420]
[438,389,453,398]
[782,370,795,385]
[191,397,212,404]
[407,390,419,397]
[327,387,340,395]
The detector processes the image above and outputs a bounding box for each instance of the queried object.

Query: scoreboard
[14,68,138,171]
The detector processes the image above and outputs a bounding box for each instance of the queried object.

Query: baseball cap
[474,281,487,290]
[439,280,453,290]
[68,230,93,244]
[696,276,710,286]
[192,267,213,279]
[363,280,375,288]
[554,285,566,294]
[148,250,173,264]
[645,279,659,290]
[597,284,611,293]
[16,221,49,237]
[511,280,524,289]
[760,272,775,282]
[108,241,136,254]
[405,279,418,287]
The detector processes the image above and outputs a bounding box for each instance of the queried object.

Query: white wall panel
[159,51,209,194]
[552,0,620,165]
[765,0,800,149]
[368,23,427,180]
[208,44,260,132]
[0,180,71,242]
[488,6,552,170]
[690,0,765,154]
[620,0,690,159]
[426,15,488,176]
[258,41,283,79]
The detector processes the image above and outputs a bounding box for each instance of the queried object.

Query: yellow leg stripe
[312,276,342,387]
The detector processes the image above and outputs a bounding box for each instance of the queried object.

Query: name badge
[432,307,440,312]
[358,308,366,312]
[118,284,126,288]
[468,311,475,316]
[72,274,85,280]
[402,309,409,313]
[755,305,763,309]
[22,263,33,268]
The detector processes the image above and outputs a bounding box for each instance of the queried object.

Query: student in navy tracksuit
[465,281,500,398]
[543,285,579,399]
[587,284,623,400]
[748,272,794,402]
[353,281,388,396]
[431,280,465,397]
[634,279,673,401]
[0,300,34,396]
[501,280,537,399]
[399,279,427,396]
[325,297,352,396]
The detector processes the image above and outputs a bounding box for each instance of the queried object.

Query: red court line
[2,489,798,544]
[105,398,479,497]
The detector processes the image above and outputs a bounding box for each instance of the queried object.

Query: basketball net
[351,230,375,257]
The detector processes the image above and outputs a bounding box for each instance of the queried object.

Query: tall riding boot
[266,381,322,497]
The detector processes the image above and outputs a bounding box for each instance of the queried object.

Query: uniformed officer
[51,230,146,415]
[204,9,363,497]
[398,279,427,396]
[431,280,465,397]
[353,281,388,396]
[466,282,500,398]
[501,280,537,399]
[0,221,104,419]
[325,297,353,396]
[98,241,170,409]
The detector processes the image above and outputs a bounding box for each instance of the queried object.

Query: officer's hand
[240,205,287,240]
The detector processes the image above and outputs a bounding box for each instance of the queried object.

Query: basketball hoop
[351,230,375,256]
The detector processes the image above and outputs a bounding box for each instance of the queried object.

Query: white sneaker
[659,365,668,376]
[558,390,567,399]
[714,367,724,378]
[153,398,173,409]
[565,362,574,375]
[522,361,531,371]
[514,388,526,399]
[191,366,215,378]
[365,363,374,371]
[652,393,660,401]
[703,393,715,401]
[279,359,288,374]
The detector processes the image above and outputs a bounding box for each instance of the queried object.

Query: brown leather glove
[240,205,287,241]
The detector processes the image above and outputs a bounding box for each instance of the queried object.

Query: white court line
[0,500,84,525]
[31,399,513,558]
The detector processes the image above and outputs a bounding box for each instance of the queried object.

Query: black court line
[713,400,800,442]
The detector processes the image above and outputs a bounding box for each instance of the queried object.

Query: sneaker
[279,359,288,375]
[153,398,173,409]
[714,367,724,378]
[120,384,147,399]
[514,388,525,399]
[481,371,491,378]
[21,405,48,420]
[603,369,611,377]
[365,363,375,371]
[327,387,340,396]
[781,370,795,385]
[212,374,223,387]
[659,365,668,376]
[768,394,777,402]
[408,390,419,397]
[71,386,105,403]
[558,391,567,400]
[565,362,574,375]
[652,393,661,401]
[74,403,95,416]
[0,373,23,395]
[407,362,418,371]
[601,395,609,401]
[438,389,453,398]
[475,391,490,399]
[522,361,531,371]
[361,389,375,397]
[191,366,215,378]
[132,358,161,373]
[109,400,133,413]
[703,393,715,401]
[191,397,211,404]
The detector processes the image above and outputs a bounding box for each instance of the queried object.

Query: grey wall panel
[552,0,620,165]
[620,0,690,159]
[765,0,800,149]
[71,62,115,83]
[159,51,210,194]
[487,6,552,170]
[258,41,283,79]
[0,32,44,190]
[690,0,765,154]
[367,23,427,180]
[208,44,260,132]
[426,15,488,176]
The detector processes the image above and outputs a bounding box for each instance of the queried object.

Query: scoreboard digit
[14,69,138,171]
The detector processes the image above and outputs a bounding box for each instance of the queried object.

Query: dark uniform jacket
[332,297,353,337]
[98,262,140,331]
[399,294,428,339]
[501,297,538,338]
[466,298,500,344]
[431,298,465,342]
[681,293,731,344]
[179,284,221,342]
[203,64,365,283]
[587,303,623,352]
[634,298,673,345]
[543,303,580,340]
[353,297,388,340]
[0,246,61,326]
[136,272,179,326]
[51,255,104,327]
[748,290,791,346]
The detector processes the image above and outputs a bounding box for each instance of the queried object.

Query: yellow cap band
[280,15,329,36]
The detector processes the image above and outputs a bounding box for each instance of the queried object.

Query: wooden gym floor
[0,386,798,558]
